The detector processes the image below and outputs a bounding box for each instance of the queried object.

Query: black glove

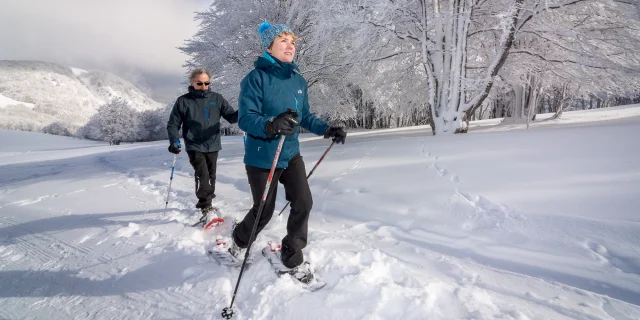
[168,141,181,154]
[266,109,300,137]
[324,126,347,144]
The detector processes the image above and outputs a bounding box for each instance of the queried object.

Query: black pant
[187,150,218,208]
[233,154,312,268]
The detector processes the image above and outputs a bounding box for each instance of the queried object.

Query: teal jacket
[238,54,328,169]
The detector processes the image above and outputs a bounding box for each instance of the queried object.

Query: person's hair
[189,68,210,81]
[267,32,298,50]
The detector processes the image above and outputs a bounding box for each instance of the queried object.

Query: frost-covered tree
[179,0,355,125]
[41,121,72,136]
[138,102,173,141]
[305,0,640,133]
[179,1,294,105]
[182,0,640,134]
[78,98,140,144]
[295,0,521,133]
[486,0,640,123]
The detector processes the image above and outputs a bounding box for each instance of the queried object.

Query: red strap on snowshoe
[267,240,281,252]
[204,217,224,230]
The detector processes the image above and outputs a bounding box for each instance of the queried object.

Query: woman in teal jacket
[231,22,346,272]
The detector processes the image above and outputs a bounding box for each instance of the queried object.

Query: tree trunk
[514,84,526,120]
[421,0,523,134]
[420,0,523,134]
[495,97,504,118]
[550,81,569,120]
[526,75,541,129]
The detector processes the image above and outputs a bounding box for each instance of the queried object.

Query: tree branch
[467,27,499,38]
[302,50,417,74]
[613,0,636,5]
[365,20,421,42]
[463,0,524,112]
[518,30,592,57]
[372,50,417,62]
[510,49,608,69]
[517,0,590,31]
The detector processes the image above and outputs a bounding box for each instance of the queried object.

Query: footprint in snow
[102,183,119,188]
[78,235,93,244]
[9,194,59,206]
[395,219,414,230]
[583,240,640,275]
[116,223,141,238]
[587,241,609,257]
[431,163,460,183]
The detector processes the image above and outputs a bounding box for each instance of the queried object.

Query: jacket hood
[254,53,300,79]
[188,85,210,98]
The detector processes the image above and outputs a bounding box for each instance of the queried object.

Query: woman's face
[267,33,296,63]
[191,73,210,90]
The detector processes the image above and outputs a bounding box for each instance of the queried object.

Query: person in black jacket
[167,69,238,214]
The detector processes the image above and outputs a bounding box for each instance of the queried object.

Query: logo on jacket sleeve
[210,101,217,105]
[298,90,303,94]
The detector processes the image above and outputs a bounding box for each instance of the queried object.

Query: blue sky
[0,0,211,103]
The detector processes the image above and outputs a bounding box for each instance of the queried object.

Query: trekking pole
[163,154,178,215]
[222,134,289,319]
[277,140,334,217]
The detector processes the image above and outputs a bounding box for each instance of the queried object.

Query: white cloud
[0,0,209,101]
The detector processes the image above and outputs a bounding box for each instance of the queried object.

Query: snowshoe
[207,220,254,267]
[192,206,223,229]
[262,241,326,291]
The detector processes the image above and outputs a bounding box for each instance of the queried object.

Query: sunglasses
[195,82,210,86]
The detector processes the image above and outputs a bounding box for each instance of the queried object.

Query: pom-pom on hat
[258,21,293,53]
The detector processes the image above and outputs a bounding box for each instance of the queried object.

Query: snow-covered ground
[1,106,639,320]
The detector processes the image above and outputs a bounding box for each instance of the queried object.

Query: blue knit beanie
[258,21,293,53]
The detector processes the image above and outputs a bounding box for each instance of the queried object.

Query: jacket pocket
[185,120,204,143]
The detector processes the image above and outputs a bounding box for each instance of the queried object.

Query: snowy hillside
[0,60,163,132]
[0,92,35,109]
[75,69,162,113]
[0,106,639,319]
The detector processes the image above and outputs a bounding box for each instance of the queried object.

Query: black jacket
[167,86,238,152]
